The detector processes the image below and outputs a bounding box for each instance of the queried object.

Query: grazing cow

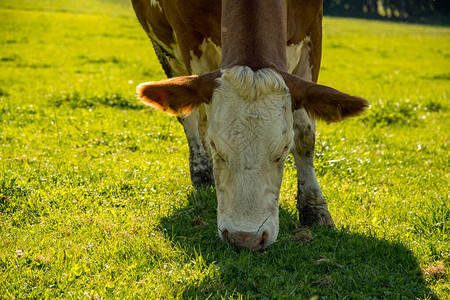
[132,0,368,250]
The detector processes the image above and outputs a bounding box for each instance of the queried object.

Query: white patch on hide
[190,38,222,75]
[286,42,303,73]
[149,0,162,12]
[287,36,313,81]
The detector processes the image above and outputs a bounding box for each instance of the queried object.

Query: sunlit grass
[0,0,449,298]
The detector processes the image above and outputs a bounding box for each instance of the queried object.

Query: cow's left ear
[137,70,221,117]
[280,71,369,123]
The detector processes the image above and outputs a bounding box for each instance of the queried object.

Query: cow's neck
[220,0,287,72]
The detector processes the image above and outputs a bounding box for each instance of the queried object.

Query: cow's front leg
[178,107,214,188]
[291,109,335,228]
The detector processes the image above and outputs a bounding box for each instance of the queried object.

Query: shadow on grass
[159,188,435,299]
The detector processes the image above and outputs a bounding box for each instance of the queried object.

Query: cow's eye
[274,145,290,163]
[215,152,226,163]
[210,141,226,162]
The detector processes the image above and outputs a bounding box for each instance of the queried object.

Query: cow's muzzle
[222,229,269,251]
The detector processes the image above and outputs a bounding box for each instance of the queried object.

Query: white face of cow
[208,67,294,250]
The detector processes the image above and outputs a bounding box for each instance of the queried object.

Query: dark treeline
[323,0,450,22]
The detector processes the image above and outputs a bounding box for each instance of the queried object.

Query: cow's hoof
[299,205,336,229]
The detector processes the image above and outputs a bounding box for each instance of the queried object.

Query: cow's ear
[137,70,221,117]
[280,71,369,123]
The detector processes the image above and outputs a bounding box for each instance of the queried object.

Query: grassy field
[0,0,449,298]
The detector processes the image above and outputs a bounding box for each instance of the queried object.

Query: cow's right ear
[137,70,221,117]
[280,71,369,123]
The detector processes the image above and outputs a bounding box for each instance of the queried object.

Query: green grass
[0,0,449,298]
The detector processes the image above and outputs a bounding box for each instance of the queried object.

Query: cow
[131,0,368,250]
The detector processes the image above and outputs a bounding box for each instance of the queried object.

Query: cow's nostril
[222,229,269,250]
[260,231,268,246]
[222,229,229,241]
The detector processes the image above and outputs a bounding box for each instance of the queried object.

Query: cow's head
[137,66,368,250]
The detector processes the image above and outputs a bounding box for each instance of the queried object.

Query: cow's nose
[222,229,269,250]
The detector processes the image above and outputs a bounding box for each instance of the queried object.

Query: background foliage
[324,0,450,21]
